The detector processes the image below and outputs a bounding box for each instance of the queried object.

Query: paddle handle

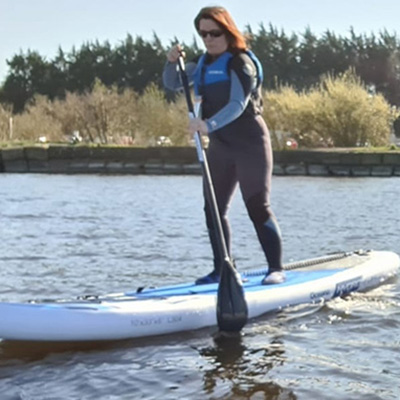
[177,55,230,262]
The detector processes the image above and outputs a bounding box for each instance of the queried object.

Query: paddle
[177,54,248,332]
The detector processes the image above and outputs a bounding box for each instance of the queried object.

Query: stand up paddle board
[0,250,398,341]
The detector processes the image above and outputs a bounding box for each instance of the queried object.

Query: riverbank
[0,145,400,176]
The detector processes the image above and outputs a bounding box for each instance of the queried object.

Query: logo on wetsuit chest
[194,52,233,93]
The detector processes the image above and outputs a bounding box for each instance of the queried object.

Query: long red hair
[194,7,247,52]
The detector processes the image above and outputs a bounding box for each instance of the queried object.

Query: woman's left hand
[188,118,209,135]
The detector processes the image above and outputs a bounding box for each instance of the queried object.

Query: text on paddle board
[130,315,183,327]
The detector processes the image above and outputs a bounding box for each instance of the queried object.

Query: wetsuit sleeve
[163,61,197,91]
[205,53,257,133]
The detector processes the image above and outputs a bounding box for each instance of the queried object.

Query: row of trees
[1,25,400,113]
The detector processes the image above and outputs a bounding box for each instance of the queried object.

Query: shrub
[1,80,190,146]
[263,87,322,148]
[53,81,140,144]
[135,83,189,146]
[12,96,63,142]
[2,70,397,149]
[315,71,398,146]
[263,70,398,148]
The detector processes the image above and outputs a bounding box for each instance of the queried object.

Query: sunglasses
[198,29,224,39]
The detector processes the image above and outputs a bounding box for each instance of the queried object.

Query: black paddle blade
[217,260,248,332]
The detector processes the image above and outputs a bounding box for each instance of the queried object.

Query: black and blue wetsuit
[163,50,283,279]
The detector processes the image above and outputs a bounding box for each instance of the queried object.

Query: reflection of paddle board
[0,250,398,342]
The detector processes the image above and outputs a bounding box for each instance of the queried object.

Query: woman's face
[198,18,229,57]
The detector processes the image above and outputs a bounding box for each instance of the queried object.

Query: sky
[1,0,400,84]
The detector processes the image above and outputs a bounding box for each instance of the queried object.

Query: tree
[0,51,50,112]
[249,23,299,89]
[2,26,400,113]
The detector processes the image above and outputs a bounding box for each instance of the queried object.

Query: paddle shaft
[177,55,248,332]
[177,56,230,264]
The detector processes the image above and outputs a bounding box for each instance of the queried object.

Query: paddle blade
[217,260,248,332]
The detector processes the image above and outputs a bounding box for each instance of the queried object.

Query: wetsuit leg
[235,117,283,272]
[204,140,238,274]
[245,192,283,272]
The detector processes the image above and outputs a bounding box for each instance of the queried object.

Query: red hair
[194,7,247,52]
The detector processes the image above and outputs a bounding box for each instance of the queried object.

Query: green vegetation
[2,27,400,112]
[0,70,397,149]
[0,80,190,146]
[1,26,400,148]
[265,70,398,148]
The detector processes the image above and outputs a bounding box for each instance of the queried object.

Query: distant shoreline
[0,145,399,177]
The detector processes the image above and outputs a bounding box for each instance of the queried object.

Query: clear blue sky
[1,0,400,83]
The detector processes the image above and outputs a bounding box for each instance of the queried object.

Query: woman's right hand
[167,44,185,63]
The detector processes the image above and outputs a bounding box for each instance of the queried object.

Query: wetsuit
[163,50,283,278]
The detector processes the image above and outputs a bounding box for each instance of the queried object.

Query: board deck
[130,269,344,299]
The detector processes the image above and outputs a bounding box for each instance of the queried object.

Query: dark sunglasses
[198,29,224,39]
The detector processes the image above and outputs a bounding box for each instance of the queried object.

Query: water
[0,174,399,400]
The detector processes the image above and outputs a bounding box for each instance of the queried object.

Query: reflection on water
[0,174,399,399]
[198,333,296,399]
[0,340,119,364]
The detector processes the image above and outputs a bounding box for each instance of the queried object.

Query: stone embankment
[0,145,399,177]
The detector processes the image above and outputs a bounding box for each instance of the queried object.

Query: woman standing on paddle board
[163,6,285,285]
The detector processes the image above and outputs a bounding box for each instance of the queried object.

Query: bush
[263,87,322,148]
[1,80,190,146]
[2,70,397,149]
[263,70,399,148]
[11,96,63,142]
[135,83,189,146]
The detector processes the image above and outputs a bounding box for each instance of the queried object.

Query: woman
[163,6,285,285]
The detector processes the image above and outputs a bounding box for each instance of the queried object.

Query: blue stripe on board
[130,269,346,298]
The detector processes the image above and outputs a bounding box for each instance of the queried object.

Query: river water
[0,174,399,400]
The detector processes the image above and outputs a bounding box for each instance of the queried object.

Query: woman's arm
[163,61,197,91]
